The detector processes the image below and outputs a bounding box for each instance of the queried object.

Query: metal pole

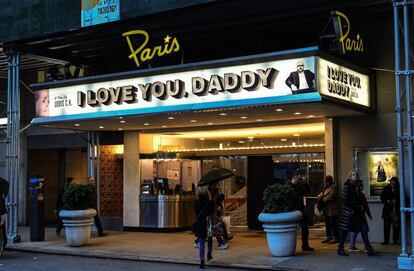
[402,3,414,256]
[5,53,12,239]
[13,52,20,241]
[393,2,408,257]
[96,133,100,213]
[10,53,16,242]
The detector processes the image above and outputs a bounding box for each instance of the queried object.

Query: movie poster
[368,152,398,196]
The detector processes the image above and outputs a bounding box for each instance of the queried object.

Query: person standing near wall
[337,170,375,256]
[318,175,339,244]
[0,177,9,247]
[87,176,106,237]
[291,175,314,251]
[380,176,400,245]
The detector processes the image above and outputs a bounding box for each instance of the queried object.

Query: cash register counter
[139,195,196,229]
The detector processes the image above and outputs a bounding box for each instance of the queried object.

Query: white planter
[59,209,97,247]
[258,211,303,257]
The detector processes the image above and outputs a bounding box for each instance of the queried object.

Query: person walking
[337,170,375,256]
[318,175,339,244]
[0,177,9,247]
[349,180,373,252]
[291,175,314,251]
[193,187,215,269]
[87,176,106,237]
[55,177,73,236]
[213,193,232,249]
[380,176,400,245]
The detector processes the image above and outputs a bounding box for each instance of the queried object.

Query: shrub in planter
[59,184,97,247]
[258,183,302,257]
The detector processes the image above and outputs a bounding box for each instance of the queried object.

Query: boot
[200,260,205,269]
[337,245,349,256]
[366,245,376,256]
[207,251,213,261]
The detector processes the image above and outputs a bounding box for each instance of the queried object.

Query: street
[0,251,250,271]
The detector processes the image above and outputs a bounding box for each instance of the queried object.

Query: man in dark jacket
[291,175,314,251]
[0,177,9,247]
[380,176,400,245]
[285,61,315,93]
[87,176,106,237]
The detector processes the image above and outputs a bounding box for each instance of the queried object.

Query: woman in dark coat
[337,170,375,256]
[318,175,339,243]
[380,176,400,244]
[194,187,215,269]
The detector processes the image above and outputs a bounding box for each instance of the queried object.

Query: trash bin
[29,176,45,242]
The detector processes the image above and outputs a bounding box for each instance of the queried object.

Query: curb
[6,246,307,271]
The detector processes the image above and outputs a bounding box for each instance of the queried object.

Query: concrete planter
[59,209,97,247]
[258,211,302,257]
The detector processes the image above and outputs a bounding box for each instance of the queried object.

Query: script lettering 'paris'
[122,30,180,68]
[335,11,363,54]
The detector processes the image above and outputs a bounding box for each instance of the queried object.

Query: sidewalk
[7,227,400,271]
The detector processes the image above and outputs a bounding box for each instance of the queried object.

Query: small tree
[62,184,94,210]
[263,183,293,213]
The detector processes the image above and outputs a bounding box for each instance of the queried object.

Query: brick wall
[99,145,123,217]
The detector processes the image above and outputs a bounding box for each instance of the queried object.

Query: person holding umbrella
[193,187,215,269]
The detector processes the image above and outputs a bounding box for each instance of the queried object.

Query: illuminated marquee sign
[317,58,370,107]
[123,30,180,68]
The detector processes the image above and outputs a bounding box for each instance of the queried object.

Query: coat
[285,70,315,90]
[380,184,400,221]
[292,182,310,220]
[193,199,215,238]
[318,184,338,216]
[339,179,368,232]
[0,178,9,215]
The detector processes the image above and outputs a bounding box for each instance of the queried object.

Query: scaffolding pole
[394,0,414,269]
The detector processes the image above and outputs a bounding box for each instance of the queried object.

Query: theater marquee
[32,48,371,123]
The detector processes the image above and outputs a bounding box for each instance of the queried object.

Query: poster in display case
[354,148,398,197]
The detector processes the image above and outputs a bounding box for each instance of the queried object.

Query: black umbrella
[198,168,235,187]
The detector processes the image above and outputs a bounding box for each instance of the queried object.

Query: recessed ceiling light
[256,119,263,122]
[248,136,254,140]
[281,138,287,142]
[238,140,245,144]
[144,123,149,126]
[118,128,123,131]
[294,112,302,115]
[120,120,126,123]
[219,113,227,116]
[307,115,315,118]
[167,117,175,120]
[199,138,205,140]
[74,123,80,127]
[119,117,123,119]
[240,116,248,119]
[162,125,168,128]
[293,133,300,136]
[276,108,283,112]
[99,126,104,129]
[207,122,214,125]
[190,120,197,123]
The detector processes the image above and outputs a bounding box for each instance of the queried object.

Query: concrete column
[123,132,140,227]
[324,118,336,179]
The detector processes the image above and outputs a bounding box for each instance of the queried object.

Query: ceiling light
[207,122,214,125]
[168,117,175,120]
[294,112,302,115]
[276,108,283,112]
[118,128,123,131]
[144,123,149,126]
[238,140,245,144]
[307,115,315,118]
[256,119,263,122]
[162,125,168,128]
[74,123,80,127]
[248,136,254,140]
[281,138,287,142]
[119,117,123,119]
[190,120,197,123]
[99,126,104,129]
[120,120,126,123]
[240,116,248,119]
[293,133,300,136]
[219,113,227,116]
[199,138,205,141]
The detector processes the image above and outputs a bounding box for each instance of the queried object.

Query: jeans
[341,230,370,247]
[198,237,212,260]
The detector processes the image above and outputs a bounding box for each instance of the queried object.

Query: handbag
[314,204,323,217]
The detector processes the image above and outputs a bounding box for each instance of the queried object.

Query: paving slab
[6,227,400,271]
